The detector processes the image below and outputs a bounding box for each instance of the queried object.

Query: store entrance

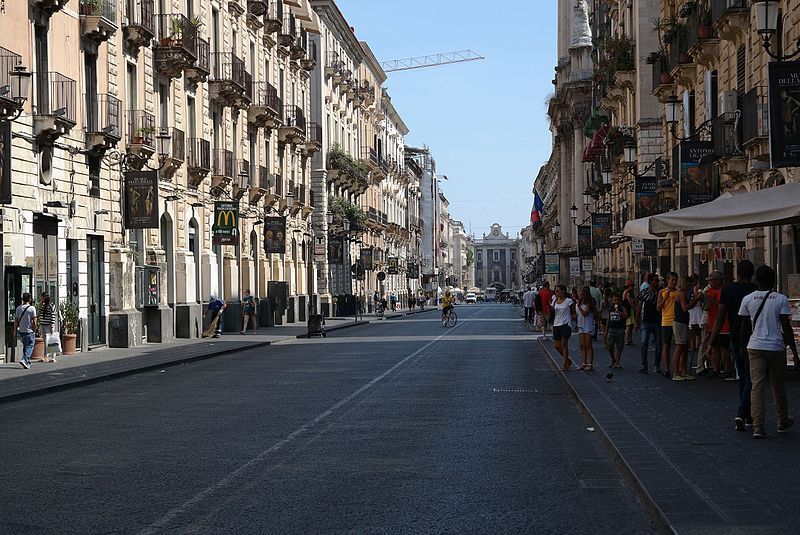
[88,235,105,345]
[33,213,59,307]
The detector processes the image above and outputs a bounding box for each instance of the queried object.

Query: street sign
[314,236,326,257]
[569,257,580,276]
[631,238,645,254]
[582,259,593,272]
[545,253,559,274]
[377,271,386,282]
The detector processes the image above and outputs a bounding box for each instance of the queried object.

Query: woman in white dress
[552,284,578,371]
[577,287,596,370]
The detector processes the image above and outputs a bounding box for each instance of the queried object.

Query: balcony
[209,52,251,108]
[228,0,246,17]
[359,80,375,106]
[152,14,198,80]
[84,93,121,155]
[187,138,211,188]
[250,166,270,204]
[248,82,282,128]
[325,51,342,80]
[123,0,155,56]
[160,127,185,181]
[743,86,769,158]
[233,159,250,200]
[360,147,380,170]
[278,105,306,144]
[712,0,749,44]
[650,54,676,103]
[0,48,24,118]
[246,0,267,30]
[712,112,743,159]
[278,12,296,48]
[685,4,719,68]
[263,0,283,37]
[33,72,77,144]
[211,149,235,194]
[126,109,155,168]
[668,31,696,89]
[30,0,68,16]
[263,173,282,208]
[79,0,118,43]
[291,30,307,61]
[301,122,322,157]
[185,38,210,86]
[300,41,317,71]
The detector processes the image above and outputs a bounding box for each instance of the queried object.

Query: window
[88,154,101,197]
[493,251,500,262]
[187,96,196,138]
[158,82,169,129]
[476,251,482,262]
[705,70,718,119]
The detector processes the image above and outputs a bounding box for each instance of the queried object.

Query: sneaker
[734,417,745,432]
[778,418,795,433]
[20,361,30,370]
[638,366,648,374]
[753,428,767,439]
[683,374,697,381]
[745,419,753,428]
[724,375,737,382]
[672,375,685,381]
[212,334,220,338]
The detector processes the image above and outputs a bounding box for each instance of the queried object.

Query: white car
[465,292,477,303]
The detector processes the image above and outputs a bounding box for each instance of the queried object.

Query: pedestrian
[710,260,758,431]
[600,286,613,347]
[656,272,679,378]
[39,292,57,363]
[688,275,705,373]
[203,294,226,338]
[523,286,537,323]
[241,289,257,335]
[14,292,37,369]
[589,280,603,310]
[704,271,734,379]
[738,265,799,439]
[552,284,577,371]
[607,293,628,368]
[390,292,398,311]
[577,287,596,371]
[537,281,553,338]
[636,272,661,373]
[623,280,636,345]
[672,276,702,380]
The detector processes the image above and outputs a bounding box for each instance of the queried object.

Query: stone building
[473,224,520,291]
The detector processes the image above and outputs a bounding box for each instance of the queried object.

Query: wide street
[0,304,657,534]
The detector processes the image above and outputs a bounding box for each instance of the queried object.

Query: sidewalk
[0,316,368,403]
[539,329,800,534]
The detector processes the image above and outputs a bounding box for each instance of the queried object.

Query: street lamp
[623,140,636,166]
[1,64,32,122]
[570,203,578,222]
[326,210,334,225]
[663,94,712,141]
[753,1,800,60]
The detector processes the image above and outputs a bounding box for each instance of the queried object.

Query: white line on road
[137,306,485,535]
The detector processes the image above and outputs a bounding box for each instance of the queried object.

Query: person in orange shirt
[656,273,679,378]
[704,271,733,379]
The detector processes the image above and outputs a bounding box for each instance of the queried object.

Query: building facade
[474,224,520,291]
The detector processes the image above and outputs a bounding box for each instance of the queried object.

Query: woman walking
[577,287,596,370]
[241,289,257,335]
[552,284,577,371]
[600,287,613,347]
[39,292,57,363]
[607,293,628,368]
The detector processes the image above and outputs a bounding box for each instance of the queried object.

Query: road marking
[137,306,485,534]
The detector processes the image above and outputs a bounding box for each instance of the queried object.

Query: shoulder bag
[746,291,773,346]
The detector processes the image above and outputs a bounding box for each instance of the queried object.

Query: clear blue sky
[338,0,558,238]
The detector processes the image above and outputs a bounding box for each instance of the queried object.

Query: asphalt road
[1,304,658,534]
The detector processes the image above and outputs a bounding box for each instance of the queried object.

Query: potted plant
[80,0,101,16]
[134,125,155,144]
[698,2,714,39]
[59,299,80,355]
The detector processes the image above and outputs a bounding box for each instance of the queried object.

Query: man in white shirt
[14,292,37,370]
[522,287,537,323]
[738,265,799,439]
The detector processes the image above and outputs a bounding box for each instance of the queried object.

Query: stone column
[108,247,143,348]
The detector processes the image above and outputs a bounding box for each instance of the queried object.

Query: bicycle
[375,302,385,318]
[441,308,457,327]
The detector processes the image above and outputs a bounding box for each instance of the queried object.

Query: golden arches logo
[216,210,237,227]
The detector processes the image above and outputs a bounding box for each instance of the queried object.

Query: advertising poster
[644,239,659,257]
[387,256,399,275]
[591,213,612,249]
[0,120,11,205]
[360,247,374,271]
[545,253,560,274]
[768,61,800,168]
[263,216,286,254]
[124,171,159,229]
[407,262,418,279]
[577,225,593,257]
[212,201,240,245]
[677,141,717,208]
[634,176,658,218]
[327,234,344,263]
[569,257,580,277]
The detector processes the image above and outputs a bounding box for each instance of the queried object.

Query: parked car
[465,292,477,303]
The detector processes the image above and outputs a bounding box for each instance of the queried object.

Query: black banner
[407,262,418,279]
[263,216,286,253]
[387,256,399,275]
[644,239,658,257]
[677,141,717,208]
[124,171,159,229]
[328,234,344,263]
[591,213,612,249]
[768,61,800,168]
[213,201,240,245]
[0,120,11,205]
[635,176,658,218]
[360,247,373,271]
[577,225,593,257]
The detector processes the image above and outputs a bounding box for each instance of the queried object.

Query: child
[607,293,628,368]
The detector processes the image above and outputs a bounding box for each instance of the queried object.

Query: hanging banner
[327,234,344,263]
[768,61,800,168]
[314,236,326,257]
[360,247,374,271]
[644,239,658,257]
[263,216,286,253]
[212,201,239,245]
[677,141,717,208]
[591,213,612,249]
[407,262,419,279]
[0,120,11,205]
[577,225,593,257]
[545,253,560,274]
[569,257,581,277]
[124,171,159,229]
[634,176,658,218]
[387,256,399,275]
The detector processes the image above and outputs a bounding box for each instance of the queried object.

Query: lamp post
[1,64,32,122]
[754,0,800,60]
[663,94,712,141]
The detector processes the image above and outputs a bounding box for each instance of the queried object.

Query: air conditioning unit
[718,91,738,115]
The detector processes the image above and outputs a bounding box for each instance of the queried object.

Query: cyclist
[441,290,456,324]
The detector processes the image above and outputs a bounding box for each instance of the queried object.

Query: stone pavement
[0,307,436,403]
[537,321,800,534]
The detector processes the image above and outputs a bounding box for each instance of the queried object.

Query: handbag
[45,332,63,354]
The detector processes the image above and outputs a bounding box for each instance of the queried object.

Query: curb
[0,340,275,405]
[537,338,676,535]
[295,320,370,338]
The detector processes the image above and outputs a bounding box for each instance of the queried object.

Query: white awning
[649,183,800,236]
[622,217,657,239]
[691,229,749,243]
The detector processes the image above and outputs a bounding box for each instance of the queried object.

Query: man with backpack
[14,292,37,369]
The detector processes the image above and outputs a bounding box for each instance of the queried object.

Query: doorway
[87,235,105,345]
[250,230,259,297]
[33,214,59,305]
[160,213,175,307]
[188,218,200,303]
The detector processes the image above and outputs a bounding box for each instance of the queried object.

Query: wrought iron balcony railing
[35,71,77,123]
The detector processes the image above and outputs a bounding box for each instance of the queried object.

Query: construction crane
[380,50,485,73]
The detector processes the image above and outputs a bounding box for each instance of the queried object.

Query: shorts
[607,328,625,356]
[673,322,689,345]
[714,333,730,348]
[661,326,674,346]
[690,324,702,335]
[626,315,635,327]
[552,324,572,341]
[540,311,550,328]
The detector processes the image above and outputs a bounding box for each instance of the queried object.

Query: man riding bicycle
[441,290,455,323]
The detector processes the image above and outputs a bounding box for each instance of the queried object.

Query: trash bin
[307,314,325,337]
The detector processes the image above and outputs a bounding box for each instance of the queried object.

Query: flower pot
[679,52,692,64]
[32,337,45,361]
[698,26,713,39]
[62,333,78,355]
[160,38,174,47]
[660,72,674,84]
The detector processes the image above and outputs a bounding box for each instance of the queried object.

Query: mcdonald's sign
[213,201,239,245]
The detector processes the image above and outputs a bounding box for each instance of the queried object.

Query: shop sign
[360,247,374,271]
[263,216,286,253]
[768,61,800,168]
[591,213,612,249]
[577,225,593,257]
[676,141,717,208]
[631,238,645,254]
[213,201,239,245]
[0,120,11,205]
[569,257,580,276]
[545,253,560,274]
[387,256,399,275]
[581,259,593,273]
[124,171,159,229]
[634,176,657,218]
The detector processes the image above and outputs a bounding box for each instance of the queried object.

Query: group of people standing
[522,261,799,439]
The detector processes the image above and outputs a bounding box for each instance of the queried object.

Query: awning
[622,217,657,239]
[649,182,800,236]
[582,125,609,163]
[691,229,749,243]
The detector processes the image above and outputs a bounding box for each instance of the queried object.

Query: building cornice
[310,0,364,62]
